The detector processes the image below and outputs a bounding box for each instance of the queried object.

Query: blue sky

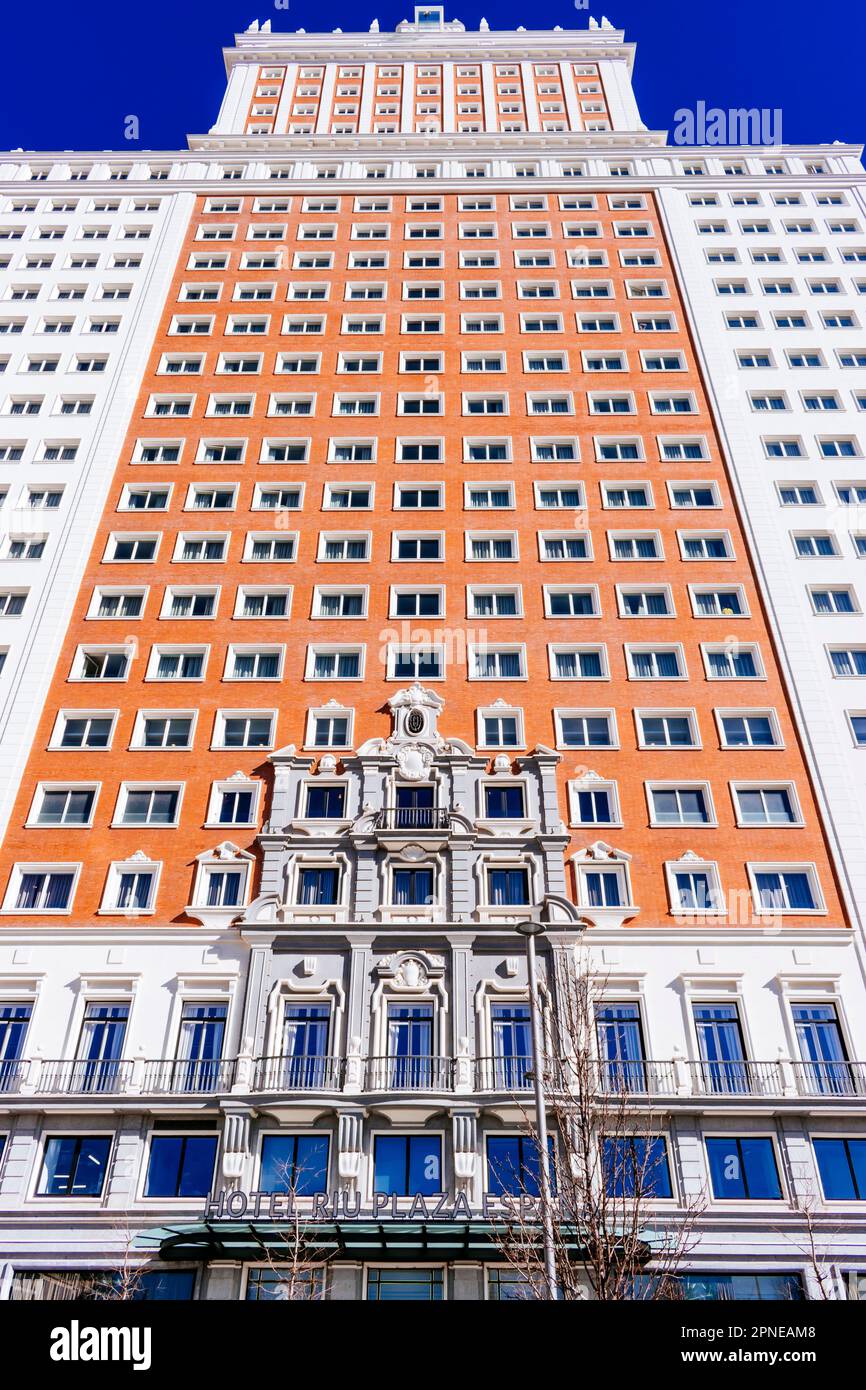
[2,0,863,153]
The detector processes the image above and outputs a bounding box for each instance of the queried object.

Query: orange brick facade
[0,187,848,929]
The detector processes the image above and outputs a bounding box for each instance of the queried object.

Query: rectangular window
[37,1136,112,1196]
[705,1137,782,1200]
[144,1135,218,1198]
[259,1134,329,1195]
[373,1135,442,1195]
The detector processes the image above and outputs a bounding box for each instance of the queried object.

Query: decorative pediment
[356,685,473,761]
[376,949,446,992]
[198,840,254,863]
[572,840,632,863]
[570,769,607,787]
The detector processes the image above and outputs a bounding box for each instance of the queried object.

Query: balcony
[0,1059,29,1095]
[689,1059,785,1098]
[364,1055,454,1091]
[36,1059,133,1096]
[12,1054,866,1104]
[475,1055,533,1091]
[142,1058,239,1095]
[791,1059,866,1097]
[254,1054,344,1092]
[375,807,452,832]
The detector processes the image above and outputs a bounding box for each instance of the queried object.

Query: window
[733,785,799,825]
[556,711,615,748]
[703,645,762,680]
[808,1138,866,1202]
[8,867,76,912]
[31,786,96,827]
[479,709,522,748]
[144,1135,218,1198]
[603,1137,672,1198]
[215,713,274,749]
[259,1134,329,1195]
[487,867,530,906]
[595,1002,646,1090]
[750,867,820,912]
[483,785,526,820]
[668,862,723,914]
[116,786,180,826]
[718,712,778,748]
[648,785,711,825]
[487,1135,554,1197]
[37,1136,112,1196]
[705,1137,782,1200]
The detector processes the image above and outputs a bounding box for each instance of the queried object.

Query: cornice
[223,28,635,74]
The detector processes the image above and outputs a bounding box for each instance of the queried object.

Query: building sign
[203,1189,541,1222]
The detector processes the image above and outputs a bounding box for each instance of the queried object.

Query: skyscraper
[0,10,865,1303]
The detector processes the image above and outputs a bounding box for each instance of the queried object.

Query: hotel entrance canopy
[135,1220,655,1263]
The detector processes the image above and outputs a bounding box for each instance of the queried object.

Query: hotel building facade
[0,9,866,1301]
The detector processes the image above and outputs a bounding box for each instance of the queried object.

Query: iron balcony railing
[365,1055,454,1091]
[591,1059,678,1096]
[375,807,452,831]
[792,1059,866,1097]
[475,1055,534,1091]
[254,1054,345,1092]
[689,1059,783,1097]
[142,1058,238,1095]
[0,1058,28,1095]
[37,1059,133,1095]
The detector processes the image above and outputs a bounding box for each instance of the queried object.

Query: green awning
[134,1220,610,1264]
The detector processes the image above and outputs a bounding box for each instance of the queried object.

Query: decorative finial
[479,16,489,30]
[370,17,380,30]
[261,18,271,31]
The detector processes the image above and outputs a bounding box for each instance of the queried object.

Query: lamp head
[515,919,546,938]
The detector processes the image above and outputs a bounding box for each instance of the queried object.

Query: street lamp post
[516,918,558,1301]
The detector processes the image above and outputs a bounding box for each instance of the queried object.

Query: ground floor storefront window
[366,1267,444,1300]
[9,1269,195,1300]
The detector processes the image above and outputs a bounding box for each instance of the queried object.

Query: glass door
[387,1002,434,1088]
[175,1002,227,1092]
[490,1003,531,1089]
[792,1004,851,1094]
[694,1003,749,1094]
[596,1003,646,1093]
[282,1004,331,1088]
[0,1004,31,1093]
[76,1003,129,1093]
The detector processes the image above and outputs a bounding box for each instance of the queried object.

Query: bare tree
[489,947,705,1300]
[247,1156,335,1300]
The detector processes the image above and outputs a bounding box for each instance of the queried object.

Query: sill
[185,904,246,926]
[96,908,156,917]
[24,821,95,830]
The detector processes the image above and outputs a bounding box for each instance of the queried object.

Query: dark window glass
[373,1134,442,1195]
[706,1137,782,1200]
[486,1135,555,1197]
[367,1267,443,1300]
[38,1136,112,1196]
[813,1138,866,1200]
[144,1135,218,1198]
[603,1136,672,1198]
[305,786,346,818]
[484,785,525,818]
[259,1134,329,1195]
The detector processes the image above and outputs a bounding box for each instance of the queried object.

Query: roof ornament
[370,17,380,30]
[600,15,615,27]
[261,18,271,31]
[589,16,599,28]
[479,16,489,29]
[246,19,259,32]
